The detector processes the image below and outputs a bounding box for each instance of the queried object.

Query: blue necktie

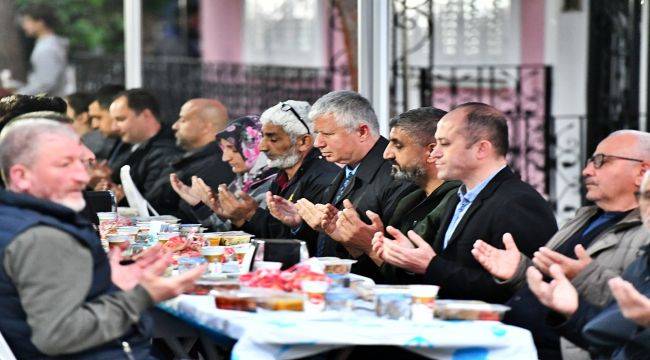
[317,170,354,256]
[333,170,354,204]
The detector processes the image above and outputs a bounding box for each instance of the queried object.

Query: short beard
[55,197,87,212]
[391,164,426,184]
[267,146,302,169]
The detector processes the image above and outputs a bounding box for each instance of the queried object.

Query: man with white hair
[0,118,204,359]
[210,100,338,251]
[267,91,417,277]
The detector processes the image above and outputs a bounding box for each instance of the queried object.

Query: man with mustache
[526,170,650,359]
[472,130,650,358]
[371,107,460,283]
[201,100,339,254]
[0,118,203,359]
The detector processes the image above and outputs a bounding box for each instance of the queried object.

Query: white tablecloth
[159,295,537,360]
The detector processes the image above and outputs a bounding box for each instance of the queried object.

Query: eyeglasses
[587,153,644,169]
[635,191,650,202]
[280,102,310,134]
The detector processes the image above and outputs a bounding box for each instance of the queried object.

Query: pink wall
[521,0,545,64]
[200,0,242,63]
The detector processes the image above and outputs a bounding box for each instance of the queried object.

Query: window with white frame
[435,0,519,65]
[403,0,520,66]
[243,0,325,67]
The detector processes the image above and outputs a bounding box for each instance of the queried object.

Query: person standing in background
[16,4,68,97]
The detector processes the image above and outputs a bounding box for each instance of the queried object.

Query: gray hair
[0,119,78,185]
[608,130,650,161]
[642,170,650,192]
[308,90,379,136]
[260,100,312,139]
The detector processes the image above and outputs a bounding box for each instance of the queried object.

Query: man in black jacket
[213,100,339,254]
[375,102,557,302]
[147,98,235,222]
[371,107,461,284]
[271,91,417,278]
[100,89,182,214]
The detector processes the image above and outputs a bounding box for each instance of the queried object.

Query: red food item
[478,311,501,321]
[163,235,189,252]
[240,263,330,292]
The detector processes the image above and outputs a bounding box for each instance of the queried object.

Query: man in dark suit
[99,89,182,214]
[270,91,416,278]
[375,102,557,302]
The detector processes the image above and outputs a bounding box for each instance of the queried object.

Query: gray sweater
[3,226,153,356]
[17,34,68,96]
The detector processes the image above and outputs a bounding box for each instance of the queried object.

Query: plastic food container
[106,234,131,251]
[188,280,240,295]
[177,257,206,273]
[201,246,226,263]
[180,224,202,235]
[319,258,357,275]
[220,233,252,246]
[302,280,329,313]
[435,300,510,321]
[116,226,139,236]
[213,290,258,312]
[325,287,356,311]
[203,233,223,246]
[256,294,304,311]
[374,286,412,320]
[410,285,439,322]
[157,232,179,245]
[253,261,283,271]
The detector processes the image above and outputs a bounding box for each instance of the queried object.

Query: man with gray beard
[217,101,339,254]
[371,107,461,283]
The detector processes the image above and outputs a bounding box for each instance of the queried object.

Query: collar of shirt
[344,164,360,178]
[457,165,506,204]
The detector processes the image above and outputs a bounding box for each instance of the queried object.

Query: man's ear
[425,143,436,163]
[357,123,372,142]
[8,165,31,192]
[298,134,313,151]
[474,140,493,160]
[635,165,649,187]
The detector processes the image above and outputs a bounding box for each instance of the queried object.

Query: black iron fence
[75,56,594,218]
[71,54,351,122]
[400,64,552,197]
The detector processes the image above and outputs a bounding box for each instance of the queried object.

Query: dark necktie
[333,169,354,204]
[317,169,354,256]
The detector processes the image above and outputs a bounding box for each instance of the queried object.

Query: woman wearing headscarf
[171,115,277,231]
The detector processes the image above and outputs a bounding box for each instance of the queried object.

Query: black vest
[0,189,152,359]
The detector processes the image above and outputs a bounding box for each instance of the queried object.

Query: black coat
[147,141,235,222]
[118,130,183,214]
[424,167,557,303]
[238,148,339,255]
[316,137,418,278]
[379,181,461,284]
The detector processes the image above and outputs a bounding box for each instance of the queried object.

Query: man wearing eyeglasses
[472,130,650,359]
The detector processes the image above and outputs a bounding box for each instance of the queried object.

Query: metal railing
[71,54,351,122]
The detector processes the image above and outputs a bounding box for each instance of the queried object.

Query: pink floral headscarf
[216,115,263,170]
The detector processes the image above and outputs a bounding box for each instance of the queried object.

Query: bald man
[147,99,234,221]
